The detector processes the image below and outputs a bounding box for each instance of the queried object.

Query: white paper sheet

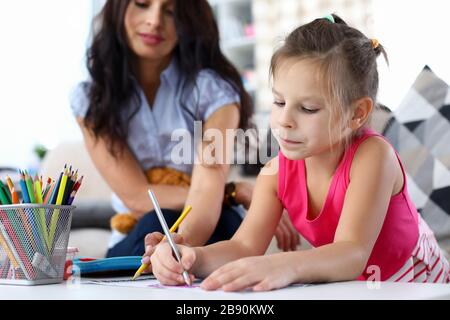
[82,275,206,291]
[81,275,311,292]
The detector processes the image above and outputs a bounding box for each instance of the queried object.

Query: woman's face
[124,0,178,62]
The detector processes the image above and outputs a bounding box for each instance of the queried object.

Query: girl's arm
[76,117,189,218]
[176,104,241,246]
[188,158,283,277]
[289,136,401,283]
[197,137,402,291]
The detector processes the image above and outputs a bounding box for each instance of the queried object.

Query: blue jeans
[106,205,243,257]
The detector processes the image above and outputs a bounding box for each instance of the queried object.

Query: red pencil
[67,176,83,205]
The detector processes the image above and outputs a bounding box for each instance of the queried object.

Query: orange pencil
[5,176,19,204]
[43,181,56,204]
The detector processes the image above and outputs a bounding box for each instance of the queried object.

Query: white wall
[0,0,92,168]
[1,0,448,169]
[374,0,450,110]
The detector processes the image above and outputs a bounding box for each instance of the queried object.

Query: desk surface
[0,280,449,300]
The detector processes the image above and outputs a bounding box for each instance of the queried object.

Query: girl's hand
[150,242,196,286]
[201,254,297,292]
[274,210,301,251]
[141,232,185,273]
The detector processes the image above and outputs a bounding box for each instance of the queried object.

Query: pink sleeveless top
[278,128,420,281]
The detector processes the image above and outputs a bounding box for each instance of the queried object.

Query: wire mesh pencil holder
[0,204,75,285]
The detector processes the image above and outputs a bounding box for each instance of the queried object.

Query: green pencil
[0,181,11,204]
[24,172,36,203]
[0,182,10,205]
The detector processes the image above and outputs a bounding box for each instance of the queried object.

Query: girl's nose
[278,107,296,129]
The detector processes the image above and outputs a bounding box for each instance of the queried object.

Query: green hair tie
[323,14,335,23]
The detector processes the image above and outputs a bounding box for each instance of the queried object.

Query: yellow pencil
[55,171,68,205]
[34,180,44,204]
[48,171,68,247]
[34,178,51,251]
[132,205,192,280]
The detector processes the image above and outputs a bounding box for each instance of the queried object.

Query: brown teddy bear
[110,167,191,234]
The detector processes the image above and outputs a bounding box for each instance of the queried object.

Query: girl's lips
[279,137,302,150]
[139,33,164,45]
[280,137,302,144]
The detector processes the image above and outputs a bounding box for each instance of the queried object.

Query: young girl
[148,14,450,291]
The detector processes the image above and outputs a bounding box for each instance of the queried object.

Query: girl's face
[124,0,178,62]
[270,58,350,160]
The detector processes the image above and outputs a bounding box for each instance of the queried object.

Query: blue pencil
[19,171,30,203]
[49,171,63,205]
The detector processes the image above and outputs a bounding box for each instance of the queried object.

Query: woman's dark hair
[85,0,253,154]
[270,13,388,138]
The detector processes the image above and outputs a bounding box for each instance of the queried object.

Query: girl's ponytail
[372,39,389,66]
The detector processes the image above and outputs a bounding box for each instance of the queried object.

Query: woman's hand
[201,253,298,292]
[141,232,185,274]
[150,242,196,286]
[234,181,254,210]
[274,210,301,251]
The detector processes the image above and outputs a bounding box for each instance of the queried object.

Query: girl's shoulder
[348,128,396,162]
[350,134,400,179]
[353,133,395,160]
[256,156,279,191]
[262,156,279,174]
[252,156,279,181]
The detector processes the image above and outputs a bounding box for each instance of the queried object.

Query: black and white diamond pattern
[384,66,450,239]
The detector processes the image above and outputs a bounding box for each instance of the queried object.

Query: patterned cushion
[383,66,450,239]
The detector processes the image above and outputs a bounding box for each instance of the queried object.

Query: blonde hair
[270,14,388,148]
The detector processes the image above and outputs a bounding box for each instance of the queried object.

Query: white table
[0,280,449,300]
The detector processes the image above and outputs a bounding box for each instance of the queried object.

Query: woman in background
[71,0,300,259]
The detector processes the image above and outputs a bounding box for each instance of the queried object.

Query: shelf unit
[208,0,256,99]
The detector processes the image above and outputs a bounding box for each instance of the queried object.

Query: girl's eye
[301,106,318,114]
[273,101,285,107]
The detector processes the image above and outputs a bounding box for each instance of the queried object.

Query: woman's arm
[76,117,189,217]
[176,104,241,246]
